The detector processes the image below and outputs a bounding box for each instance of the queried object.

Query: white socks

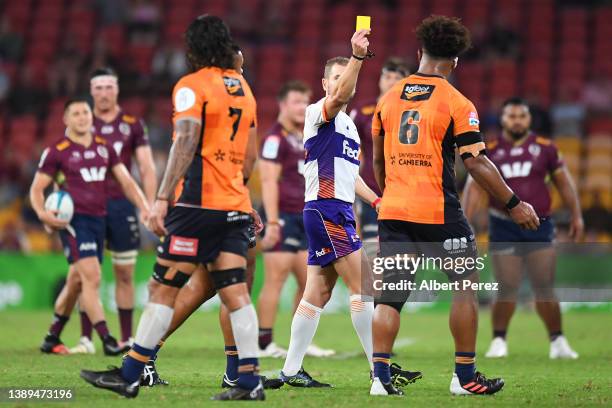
[134,303,174,349]
[350,294,374,370]
[282,295,373,375]
[282,299,322,376]
[229,304,259,359]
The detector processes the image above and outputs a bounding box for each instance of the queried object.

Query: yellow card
[356,15,371,32]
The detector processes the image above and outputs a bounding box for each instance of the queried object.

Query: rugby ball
[44,191,74,222]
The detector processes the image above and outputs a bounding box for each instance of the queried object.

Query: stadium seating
[0,0,610,222]
[1,0,605,110]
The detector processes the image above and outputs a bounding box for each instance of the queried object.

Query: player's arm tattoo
[157,119,201,200]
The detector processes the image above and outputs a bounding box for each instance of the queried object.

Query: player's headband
[90,75,118,86]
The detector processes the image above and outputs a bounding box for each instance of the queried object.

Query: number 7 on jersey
[228,107,243,141]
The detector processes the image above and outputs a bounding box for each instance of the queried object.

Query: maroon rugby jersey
[350,101,381,196]
[487,133,564,217]
[38,136,121,216]
[260,122,305,213]
[93,111,148,200]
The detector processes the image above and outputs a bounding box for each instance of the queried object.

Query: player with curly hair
[369,15,539,396]
[80,15,266,401]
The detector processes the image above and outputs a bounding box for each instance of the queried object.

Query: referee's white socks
[282,299,323,376]
[350,294,374,370]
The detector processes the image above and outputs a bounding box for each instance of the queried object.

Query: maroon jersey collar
[499,131,535,147]
[94,108,123,125]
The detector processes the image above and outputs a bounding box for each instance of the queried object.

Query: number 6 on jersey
[398,110,420,145]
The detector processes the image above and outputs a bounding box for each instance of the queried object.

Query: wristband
[352,54,366,61]
[267,220,281,227]
[156,196,169,201]
[371,197,381,208]
[505,194,520,210]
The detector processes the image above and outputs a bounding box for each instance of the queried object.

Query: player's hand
[139,209,151,229]
[148,199,169,237]
[38,210,69,230]
[568,215,584,242]
[261,223,281,250]
[351,29,370,58]
[250,209,264,234]
[508,201,540,230]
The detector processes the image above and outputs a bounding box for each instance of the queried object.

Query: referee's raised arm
[323,29,371,119]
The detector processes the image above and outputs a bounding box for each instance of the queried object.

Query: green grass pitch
[1,309,611,407]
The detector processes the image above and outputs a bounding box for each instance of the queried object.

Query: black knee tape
[211,268,246,290]
[152,263,190,288]
[374,301,405,314]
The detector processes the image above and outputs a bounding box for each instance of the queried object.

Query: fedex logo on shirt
[343,139,359,160]
[340,138,360,165]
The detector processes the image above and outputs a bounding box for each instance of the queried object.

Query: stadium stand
[0,0,610,250]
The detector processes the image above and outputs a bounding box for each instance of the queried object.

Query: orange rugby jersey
[372,73,485,224]
[171,67,257,213]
